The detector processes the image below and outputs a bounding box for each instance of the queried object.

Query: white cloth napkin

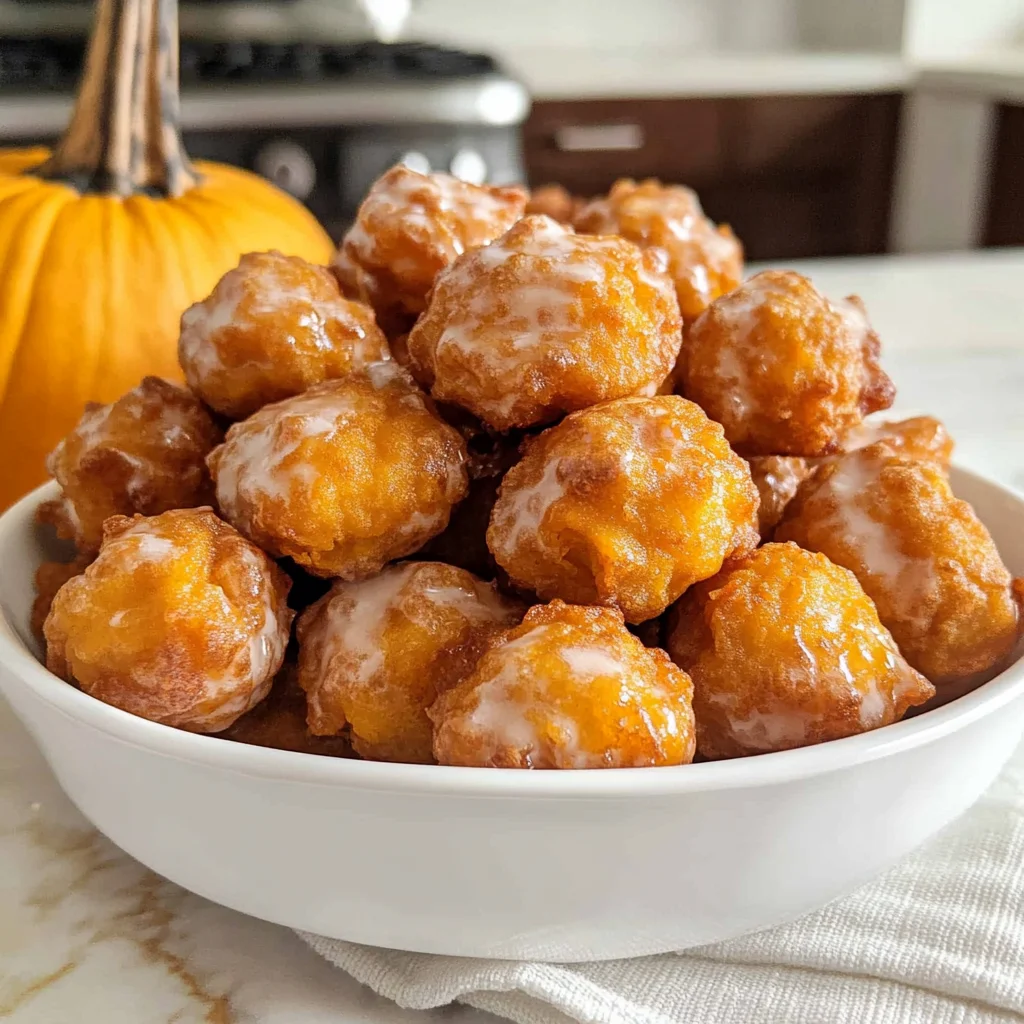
[299,738,1024,1024]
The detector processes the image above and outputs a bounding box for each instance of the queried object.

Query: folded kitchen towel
[299,739,1024,1024]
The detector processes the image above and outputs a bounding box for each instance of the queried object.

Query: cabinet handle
[553,123,644,152]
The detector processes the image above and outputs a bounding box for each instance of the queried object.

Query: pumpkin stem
[35,0,198,197]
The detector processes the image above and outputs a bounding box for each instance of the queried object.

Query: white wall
[407,0,1024,57]
[151,0,1024,55]
[405,0,796,52]
[794,0,906,52]
[903,0,1024,58]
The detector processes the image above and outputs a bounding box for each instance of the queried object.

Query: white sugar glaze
[180,256,379,381]
[212,391,353,510]
[341,167,522,264]
[313,566,417,693]
[237,546,291,690]
[727,707,817,750]
[822,454,937,630]
[433,217,659,364]
[129,533,178,564]
[464,627,551,755]
[705,272,875,423]
[559,646,626,679]
[458,621,683,769]
[490,456,567,557]
[49,381,207,513]
[305,565,518,707]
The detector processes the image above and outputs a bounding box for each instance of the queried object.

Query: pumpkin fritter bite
[667,543,934,759]
[526,183,582,224]
[331,166,526,336]
[487,396,759,623]
[430,600,696,769]
[679,270,895,456]
[31,554,92,642]
[220,663,353,757]
[297,562,523,763]
[43,508,293,733]
[835,414,954,467]
[178,250,389,420]
[574,178,743,322]
[207,362,469,579]
[746,456,810,538]
[406,215,683,431]
[776,443,1024,687]
[38,376,222,554]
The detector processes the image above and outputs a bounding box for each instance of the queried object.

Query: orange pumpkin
[0,0,334,509]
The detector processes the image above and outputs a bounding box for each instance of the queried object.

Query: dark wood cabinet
[524,97,725,195]
[983,104,1024,248]
[523,93,902,261]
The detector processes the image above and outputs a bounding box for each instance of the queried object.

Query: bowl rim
[3,475,1024,798]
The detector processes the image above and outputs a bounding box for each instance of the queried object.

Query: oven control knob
[254,140,317,200]
[398,150,431,175]
[450,148,487,185]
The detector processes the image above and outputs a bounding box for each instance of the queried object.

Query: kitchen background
[2,0,1023,257]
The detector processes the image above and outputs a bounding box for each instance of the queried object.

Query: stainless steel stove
[0,32,530,235]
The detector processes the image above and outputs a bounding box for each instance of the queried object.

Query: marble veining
[0,698,491,1022]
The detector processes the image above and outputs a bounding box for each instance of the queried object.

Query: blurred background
[2,0,1023,257]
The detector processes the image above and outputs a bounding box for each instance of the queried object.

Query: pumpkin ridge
[187,163,333,257]
[0,186,78,400]
[0,174,47,205]
[160,187,238,271]
[147,200,212,319]
[176,179,331,270]
[0,195,108,501]
[179,176,284,238]
[96,201,128,393]
[0,147,52,178]
[96,197,189,388]
[160,188,261,317]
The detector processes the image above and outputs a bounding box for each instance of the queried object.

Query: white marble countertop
[3,248,1024,1022]
[498,47,1024,105]
[499,49,912,101]
[917,49,1024,102]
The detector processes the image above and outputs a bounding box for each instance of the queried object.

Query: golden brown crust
[745,456,810,538]
[487,395,759,623]
[296,562,524,763]
[574,177,743,322]
[39,377,223,554]
[206,364,469,579]
[666,542,934,759]
[430,600,696,769]
[331,166,527,331]
[833,415,954,466]
[31,554,92,643]
[406,215,683,431]
[178,250,390,420]
[43,507,294,733]
[680,271,896,456]
[776,444,1023,686]
[525,183,583,224]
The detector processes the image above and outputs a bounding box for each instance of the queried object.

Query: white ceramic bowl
[2,475,1024,963]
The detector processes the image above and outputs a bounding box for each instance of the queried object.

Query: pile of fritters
[34,167,1023,767]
